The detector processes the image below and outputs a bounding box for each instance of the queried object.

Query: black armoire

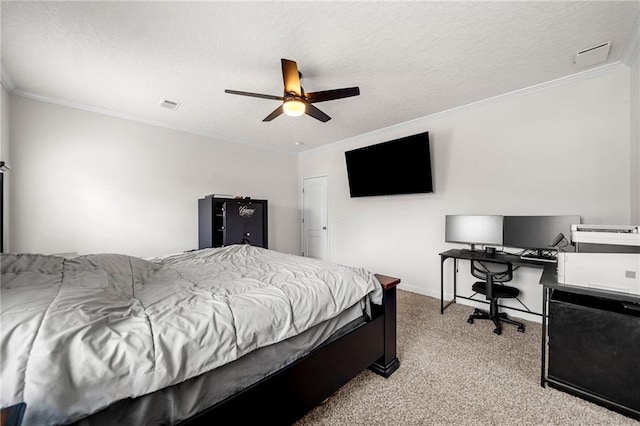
[198,196,268,249]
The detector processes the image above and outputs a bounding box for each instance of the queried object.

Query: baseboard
[399,283,442,299]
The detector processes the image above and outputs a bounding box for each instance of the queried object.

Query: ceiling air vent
[159,99,181,110]
[574,42,611,68]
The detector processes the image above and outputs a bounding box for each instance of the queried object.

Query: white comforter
[0,245,382,425]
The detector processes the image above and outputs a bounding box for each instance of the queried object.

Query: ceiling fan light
[283,99,306,117]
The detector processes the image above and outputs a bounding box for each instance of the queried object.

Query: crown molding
[6,60,625,158]
[1,63,16,92]
[9,88,295,155]
[622,14,640,66]
[302,61,626,156]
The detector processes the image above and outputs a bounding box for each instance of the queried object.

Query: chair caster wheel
[467,317,474,324]
[493,328,502,335]
[517,325,525,333]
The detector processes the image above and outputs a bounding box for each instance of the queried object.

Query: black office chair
[466,260,525,335]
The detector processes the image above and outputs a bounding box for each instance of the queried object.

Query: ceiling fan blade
[225,89,284,101]
[281,59,302,96]
[305,104,331,122]
[263,105,285,122]
[306,87,360,103]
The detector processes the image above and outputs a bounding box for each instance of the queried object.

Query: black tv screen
[345,132,433,197]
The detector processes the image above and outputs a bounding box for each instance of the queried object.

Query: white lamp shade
[283,100,306,117]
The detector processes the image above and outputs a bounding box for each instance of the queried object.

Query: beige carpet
[296,290,637,425]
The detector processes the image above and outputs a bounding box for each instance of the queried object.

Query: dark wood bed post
[370,274,401,378]
[180,273,401,426]
[369,274,400,377]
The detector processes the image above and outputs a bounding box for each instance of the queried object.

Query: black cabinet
[548,290,640,418]
[198,197,268,249]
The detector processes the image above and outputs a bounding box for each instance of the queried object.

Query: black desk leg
[541,286,548,387]
[440,256,458,314]
[440,256,445,314]
[453,258,457,306]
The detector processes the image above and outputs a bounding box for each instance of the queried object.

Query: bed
[0,245,400,425]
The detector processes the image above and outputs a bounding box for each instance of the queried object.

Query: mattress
[73,303,366,425]
[1,245,382,425]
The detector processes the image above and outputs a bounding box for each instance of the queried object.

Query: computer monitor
[503,215,581,252]
[445,215,503,250]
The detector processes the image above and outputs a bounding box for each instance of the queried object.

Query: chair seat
[472,281,519,298]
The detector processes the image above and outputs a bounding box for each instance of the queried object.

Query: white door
[302,176,328,260]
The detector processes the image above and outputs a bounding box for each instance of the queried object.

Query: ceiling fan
[225,58,360,123]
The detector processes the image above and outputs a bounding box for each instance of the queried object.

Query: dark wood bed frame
[179,274,401,425]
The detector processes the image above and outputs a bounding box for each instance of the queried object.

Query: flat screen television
[344,132,433,197]
[445,215,503,249]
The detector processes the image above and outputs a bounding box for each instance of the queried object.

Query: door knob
[322,226,327,230]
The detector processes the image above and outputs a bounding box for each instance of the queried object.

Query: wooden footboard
[180,273,400,425]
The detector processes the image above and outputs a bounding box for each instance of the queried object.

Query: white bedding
[0,245,382,425]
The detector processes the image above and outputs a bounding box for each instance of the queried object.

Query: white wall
[299,65,631,320]
[9,95,300,257]
[1,85,9,251]
[1,87,8,159]
[630,44,640,225]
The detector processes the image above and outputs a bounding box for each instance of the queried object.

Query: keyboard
[520,254,556,263]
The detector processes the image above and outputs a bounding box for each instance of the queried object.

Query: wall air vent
[574,42,611,68]
[159,99,181,110]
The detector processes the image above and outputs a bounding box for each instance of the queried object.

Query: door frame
[301,175,329,260]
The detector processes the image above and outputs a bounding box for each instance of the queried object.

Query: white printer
[571,224,640,247]
[557,224,640,295]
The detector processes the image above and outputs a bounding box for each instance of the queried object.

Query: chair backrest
[470,260,513,284]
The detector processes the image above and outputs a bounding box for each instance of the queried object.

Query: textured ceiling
[2,1,639,153]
